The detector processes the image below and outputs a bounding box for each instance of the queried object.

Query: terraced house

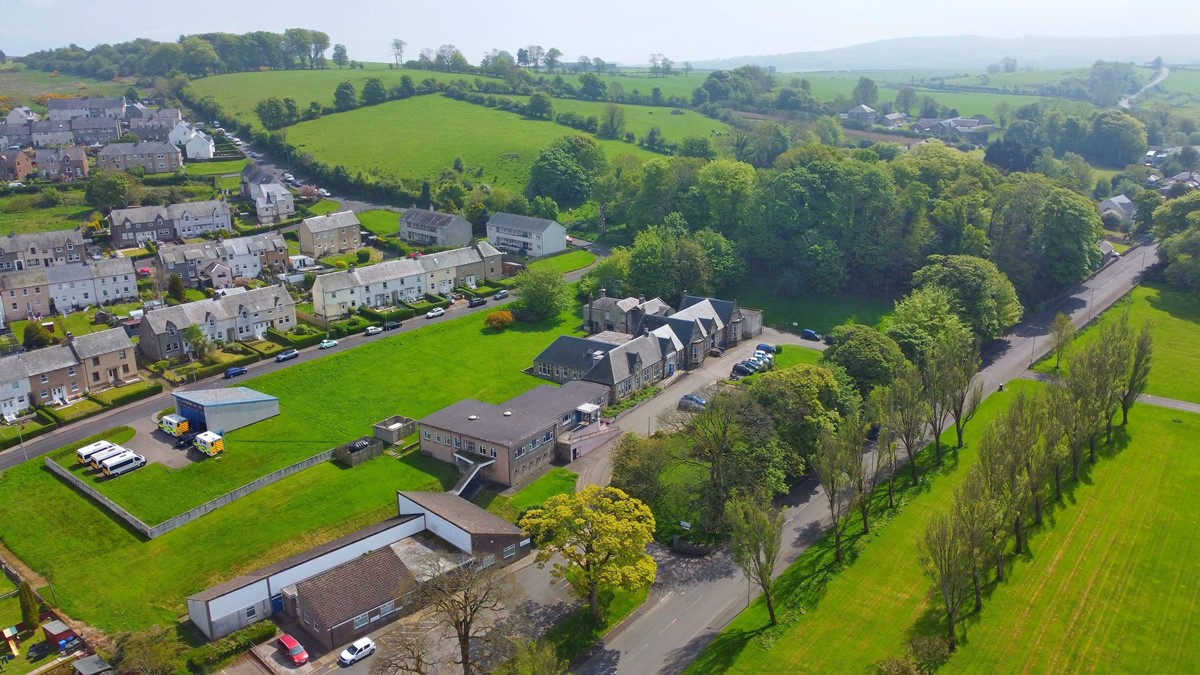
[44,257,138,311]
[47,96,126,121]
[0,327,136,413]
[108,200,232,245]
[34,147,88,180]
[96,141,183,175]
[138,285,296,360]
[0,231,86,272]
[157,233,289,289]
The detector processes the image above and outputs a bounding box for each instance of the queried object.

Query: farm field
[0,62,127,111]
[0,429,455,632]
[58,295,588,524]
[285,95,656,191]
[1142,67,1200,120]
[725,273,894,334]
[0,191,93,235]
[1034,282,1200,404]
[593,70,708,101]
[520,95,732,140]
[687,383,1200,673]
[185,67,481,130]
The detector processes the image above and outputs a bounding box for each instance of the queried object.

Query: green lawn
[528,249,596,275]
[1034,282,1200,404]
[357,209,400,237]
[515,95,732,140]
[185,159,249,176]
[474,467,577,523]
[58,296,587,525]
[724,274,894,334]
[687,381,1200,673]
[319,247,382,268]
[216,175,241,191]
[307,199,341,216]
[0,191,93,235]
[737,347,822,382]
[285,95,656,192]
[9,301,141,341]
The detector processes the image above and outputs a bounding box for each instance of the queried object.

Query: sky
[1,0,1193,64]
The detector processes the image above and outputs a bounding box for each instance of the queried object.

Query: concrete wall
[396,495,473,553]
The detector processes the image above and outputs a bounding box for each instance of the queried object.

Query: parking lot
[122,412,207,469]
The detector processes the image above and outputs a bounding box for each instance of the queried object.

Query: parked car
[176,430,199,449]
[318,339,338,349]
[678,393,707,411]
[318,188,331,197]
[224,366,248,379]
[823,333,837,346]
[756,343,780,354]
[468,296,488,308]
[275,348,300,362]
[383,321,402,331]
[753,351,775,367]
[338,637,376,666]
[738,359,762,373]
[365,325,383,336]
[26,642,54,663]
[731,363,755,378]
[800,328,822,341]
[494,289,509,299]
[278,634,309,666]
[426,307,445,319]
[282,172,294,181]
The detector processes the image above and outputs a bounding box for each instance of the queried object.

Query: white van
[75,440,115,465]
[158,414,189,437]
[89,445,129,470]
[102,452,146,478]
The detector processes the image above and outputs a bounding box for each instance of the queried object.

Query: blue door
[271,594,284,613]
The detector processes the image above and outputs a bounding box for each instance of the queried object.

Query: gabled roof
[640,314,706,343]
[418,246,481,271]
[401,209,468,233]
[301,211,360,234]
[0,231,86,253]
[398,491,525,537]
[44,263,94,285]
[0,269,48,291]
[173,387,278,407]
[583,333,663,385]
[34,147,86,163]
[18,344,78,376]
[109,200,229,225]
[70,328,133,360]
[534,335,619,371]
[70,117,121,130]
[142,285,292,335]
[678,295,738,326]
[47,97,124,110]
[296,546,418,629]
[848,104,876,114]
[486,212,562,234]
[0,355,29,385]
[249,182,291,207]
[313,258,426,296]
[98,141,179,156]
[241,164,275,184]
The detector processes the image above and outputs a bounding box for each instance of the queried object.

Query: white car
[282,172,294,181]
[364,325,383,336]
[338,637,376,666]
[318,188,331,197]
[318,339,339,349]
[426,307,445,319]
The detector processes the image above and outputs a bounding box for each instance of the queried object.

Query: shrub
[183,621,277,672]
[484,310,514,331]
[355,249,370,263]
[89,381,164,407]
[22,323,54,349]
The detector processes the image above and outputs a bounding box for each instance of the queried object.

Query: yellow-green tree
[519,486,656,620]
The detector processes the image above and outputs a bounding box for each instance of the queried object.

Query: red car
[278,634,309,666]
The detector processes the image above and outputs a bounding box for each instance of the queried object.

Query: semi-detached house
[398,209,473,248]
[108,200,232,245]
[138,285,296,361]
[0,327,136,416]
[485,212,567,257]
[0,231,86,273]
[44,257,138,311]
[298,211,362,258]
[157,234,289,289]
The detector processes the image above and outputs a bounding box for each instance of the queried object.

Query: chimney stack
[599,288,606,298]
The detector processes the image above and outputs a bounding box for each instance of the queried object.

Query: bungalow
[399,209,473,248]
[485,212,567,257]
[1098,194,1136,223]
[184,131,215,160]
[96,141,183,175]
[138,285,296,360]
[0,231,87,272]
[298,211,362,257]
[34,147,88,181]
[108,200,232,245]
[0,150,33,182]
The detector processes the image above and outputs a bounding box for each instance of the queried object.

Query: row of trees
[916,314,1152,652]
[984,104,1149,169]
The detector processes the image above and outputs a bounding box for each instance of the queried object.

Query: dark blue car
[224,366,248,379]
[800,328,822,341]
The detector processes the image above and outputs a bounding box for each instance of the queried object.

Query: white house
[138,285,296,360]
[184,132,215,160]
[168,121,197,146]
[485,212,568,257]
[0,355,32,420]
[44,258,138,311]
[248,183,295,224]
[4,107,38,125]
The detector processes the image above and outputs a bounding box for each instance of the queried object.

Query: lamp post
[17,419,27,463]
[1029,327,1042,369]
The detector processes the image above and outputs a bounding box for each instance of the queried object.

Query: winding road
[1119,66,1169,109]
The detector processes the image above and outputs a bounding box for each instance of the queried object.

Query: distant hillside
[694,35,1200,72]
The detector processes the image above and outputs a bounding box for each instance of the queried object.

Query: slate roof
[31,121,71,134]
[241,164,275,184]
[70,117,120,130]
[296,546,418,630]
[48,97,124,111]
[534,335,619,371]
[109,200,229,225]
[418,246,481,271]
[98,141,178,156]
[249,182,291,207]
[0,231,86,253]
[678,295,738,326]
[90,257,136,278]
[473,240,501,257]
[419,381,609,447]
[142,285,292,334]
[398,491,525,536]
[34,147,86,164]
[486,212,561,235]
[584,334,664,386]
[302,211,360,234]
[401,209,467,233]
[848,104,877,114]
[0,269,48,291]
[70,328,133,360]
[18,344,78,376]
[172,387,278,407]
[0,355,28,385]
[72,654,113,675]
[44,263,94,285]
[313,258,425,295]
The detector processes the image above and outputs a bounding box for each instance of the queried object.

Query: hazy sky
[0,0,1189,63]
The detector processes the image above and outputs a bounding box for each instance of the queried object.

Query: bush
[355,249,371,263]
[88,380,165,407]
[184,621,278,672]
[266,326,326,349]
[484,310,514,331]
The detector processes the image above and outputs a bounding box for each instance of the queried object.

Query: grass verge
[474,467,577,523]
[528,249,596,275]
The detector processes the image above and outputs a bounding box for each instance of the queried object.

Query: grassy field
[1034,282,1200,404]
[184,159,248,176]
[724,274,894,334]
[688,384,1200,673]
[285,95,655,192]
[357,209,400,237]
[527,249,596,274]
[1142,67,1200,121]
[60,296,587,524]
[595,70,709,101]
[306,198,341,216]
[185,67,479,130]
[0,191,93,235]
[0,428,456,632]
[474,467,578,523]
[529,96,732,140]
[0,62,127,111]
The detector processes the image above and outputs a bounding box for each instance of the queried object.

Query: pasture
[687,383,1200,673]
[285,95,655,191]
[0,62,127,111]
[524,96,732,140]
[594,69,709,101]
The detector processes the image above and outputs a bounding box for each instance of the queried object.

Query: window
[503,544,516,558]
[424,430,431,440]
[435,434,441,444]
[353,613,369,630]
[67,367,75,376]
[379,600,396,616]
[480,554,496,568]
[245,606,257,619]
[40,374,48,384]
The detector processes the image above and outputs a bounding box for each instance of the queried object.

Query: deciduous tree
[822,324,908,397]
[416,556,510,675]
[725,493,786,626]
[953,469,998,612]
[333,81,357,111]
[812,412,861,562]
[331,44,348,69]
[919,510,970,650]
[912,255,1022,342]
[1120,321,1154,425]
[512,266,566,322]
[1049,311,1075,369]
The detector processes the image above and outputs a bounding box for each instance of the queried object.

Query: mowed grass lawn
[69,298,588,524]
[1035,282,1200,404]
[184,159,248,176]
[688,383,1200,673]
[725,274,894,334]
[528,249,595,274]
[358,209,400,237]
[474,467,578,523]
[285,95,656,192]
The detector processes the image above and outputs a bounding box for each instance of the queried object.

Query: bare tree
[1049,312,1075,369]
[1120,321,1154,425]
[417,557,512,675]
[919,510,970,650]
[813,410,861,562]
[370,629,439,675]
[391,39,407,67]
[725,492,786,625]
[888,366,929,484]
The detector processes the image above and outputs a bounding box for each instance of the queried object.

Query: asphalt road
[1119,67,1170,109]
[574,245,1160,675]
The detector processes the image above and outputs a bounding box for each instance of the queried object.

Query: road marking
[685,595,704,611]
[659,617,679,634]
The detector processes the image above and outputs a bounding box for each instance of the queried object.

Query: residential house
[1098,194,1136,223]
[157,233,288,289]
[0,150,33,181]
[30,120,73,147]
[17,343,81,406]
[240,164,276,199]
[846,104,878,125]
[69,117,122,145]
[0,269,50,325]
[582,291,672,334]
[1158,171,1199,196]
[417,380,611,488]
[399,209,473,248]
[0,354,32,419]
[311,241,501,319]
[70,328,136,392]
[45,257,138,311]
[47,97,126,121]
[485,212,567,257]
[184,131,215,160]
[138,285,296,360]
[130,109,184,141]
[912,115,995,142]
[3,107,38,125]
[882,112,909,128]
[34,147,88,181]
[298,211,362,257]
[167,120,198,146]
[248,182,295,224]
[96,141,183,175]
[0,122,32,148]
[13,328,136,406]
[108,200,232,245]
[0,231,86,272]
[534,331,676,400]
